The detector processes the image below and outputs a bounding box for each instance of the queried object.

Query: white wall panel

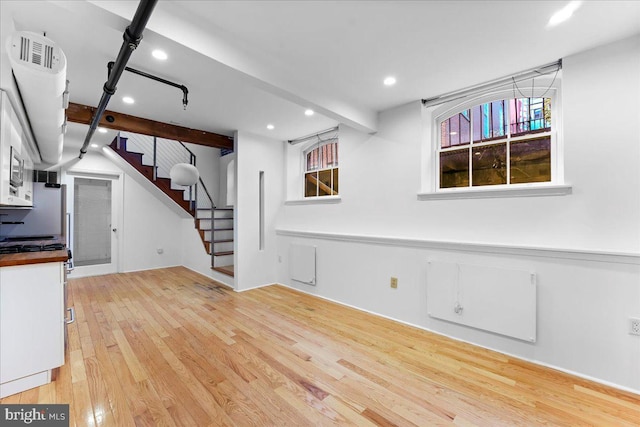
[289,244,316,285]
[427,262,536,342]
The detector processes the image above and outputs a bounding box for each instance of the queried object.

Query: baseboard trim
[234,282,275,293]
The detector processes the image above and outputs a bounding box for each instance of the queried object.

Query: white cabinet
[0,262,64,398]
[0,89,34,207]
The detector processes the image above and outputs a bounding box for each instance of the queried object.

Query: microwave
[10,146,24,188]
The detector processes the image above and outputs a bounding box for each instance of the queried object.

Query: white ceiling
[2,1,639,150]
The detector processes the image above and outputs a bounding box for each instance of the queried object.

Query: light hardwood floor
[2,267,638,426]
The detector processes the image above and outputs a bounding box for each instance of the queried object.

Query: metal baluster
[189,153,194,210]
[152,136,157,181]
[211,204,216,267]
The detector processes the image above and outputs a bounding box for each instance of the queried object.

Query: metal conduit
[78,0,158,159]
[288,126,339,145]
[107,62,189,109]
[421,60,562,108]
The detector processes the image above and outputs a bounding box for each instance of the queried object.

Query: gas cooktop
[0,243,66,254]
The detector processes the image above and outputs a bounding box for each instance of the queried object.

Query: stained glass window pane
[482,103,491,140]
[530,98,544,130]
[306,141,338,171]
[441,120,450,148]
[450,114,460,146]
[332,142,338,166]
[543,98,552,128]
[306,152,312,171]
[509,98,553,135]
[491,100,505,138]
[472,105,481,142]
[460,110,471,144]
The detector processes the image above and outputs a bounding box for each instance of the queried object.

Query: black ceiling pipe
[79,0,158,159]
[107,61,189,109]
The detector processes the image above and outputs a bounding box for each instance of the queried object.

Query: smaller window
[304,139,338,197]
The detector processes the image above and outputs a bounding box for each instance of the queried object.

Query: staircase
[208,208,234,276]
[108,132,234,276]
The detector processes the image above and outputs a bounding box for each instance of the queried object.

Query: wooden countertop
[0,235,69,267]
[0,250,69,267]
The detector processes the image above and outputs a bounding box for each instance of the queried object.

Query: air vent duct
[6,31,67,164]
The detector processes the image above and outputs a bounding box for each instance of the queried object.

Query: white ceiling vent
[6,31,67,164]
[19,36,56,69]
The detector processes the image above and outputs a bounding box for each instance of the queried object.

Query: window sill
[284,196,342,205]
[417,184,572,200]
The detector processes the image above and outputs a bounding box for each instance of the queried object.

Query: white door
[66,173,121,277]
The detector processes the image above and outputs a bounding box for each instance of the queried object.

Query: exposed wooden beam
[66,102,233,150]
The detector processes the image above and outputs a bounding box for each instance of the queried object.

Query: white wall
[61,149,184,273]
[275,35,640,392]
[120,169,184,272]
[218,152,235,208]
[184,143,221,208]
[561,35,640,253]
[235,131,283,290]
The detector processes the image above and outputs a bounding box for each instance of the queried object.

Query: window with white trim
[304,138,338,197]
[437,96,555,189]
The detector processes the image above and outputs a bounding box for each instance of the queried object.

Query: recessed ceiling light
[97,127,107,133]
[266,124,274,130]
[547,1,582,28]
[383,76,397,86]
[152,49,168,60]
[122,96,135,104]
[91,143,99,148]
[304,109,314,116]
[449,131,457,135]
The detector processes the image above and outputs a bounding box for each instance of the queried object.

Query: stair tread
[213,251,234,256]
[110,143,193,216]
[213,227,234,231]
[213,239,234,243]
[213,217,234,220]
[123,150,145,156]
[212,265,234,277]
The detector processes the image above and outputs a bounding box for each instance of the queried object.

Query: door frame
[63,169,123,278]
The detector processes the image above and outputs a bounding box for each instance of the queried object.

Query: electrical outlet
[631,318,640,336]
[390,277,398,289]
